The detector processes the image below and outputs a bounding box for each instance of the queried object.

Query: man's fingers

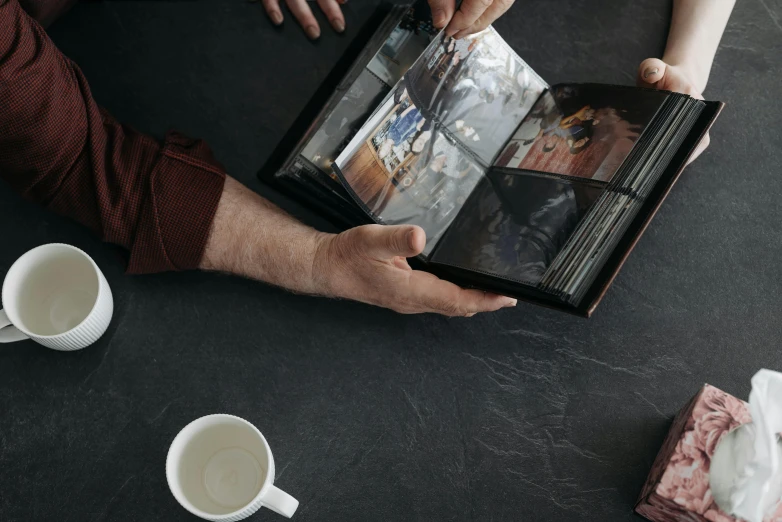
[637,57,667,89]
[449,287,517,316]
[446,0,494,38]
[285,0,320,39]
[316,0,345,33]
[261,0,284,25]
[358,224,425,260]
[452,0,513,39]
[408,271,516,316]
[428,0,456,29]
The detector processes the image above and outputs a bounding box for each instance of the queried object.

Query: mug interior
[168,416,271,516]
[3,245,99,337]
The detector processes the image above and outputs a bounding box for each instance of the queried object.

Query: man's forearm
[663,0,736,92]
[199,177,517,316]
[200,176,330,295]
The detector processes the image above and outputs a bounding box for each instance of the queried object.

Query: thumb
[428,0,455,29]
[637,58,668,89]
[361,224,426,259]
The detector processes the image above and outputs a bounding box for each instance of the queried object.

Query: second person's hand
[259,0,515,41]
[260,0,347,39]
[636,57,710,163]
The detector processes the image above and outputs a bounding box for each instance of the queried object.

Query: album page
[404,29,547,166]
[430,83,675,292]
[429,170,603,285]
[291,7,440,196]
[334,27,548,256]
[494,84,670,183]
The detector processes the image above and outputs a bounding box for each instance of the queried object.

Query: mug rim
[166,414,275,521]
[1,243,104,340]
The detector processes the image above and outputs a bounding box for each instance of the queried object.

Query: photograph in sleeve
[300,70,390,176]
[431,172,603,284]
[335,84,485,255]
[405,28,547,164]
[371,88,429,175]
[495,84,669,182]
[299,3,438,180]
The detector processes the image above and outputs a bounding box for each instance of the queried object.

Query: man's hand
[637,58,710,163]
[312,224,516,316]
[201,177,516,317]
[260,0,347,39]
[259,0,515,41]
[429,0,515,39]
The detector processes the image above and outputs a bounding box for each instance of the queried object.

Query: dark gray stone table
[1,1,780,520]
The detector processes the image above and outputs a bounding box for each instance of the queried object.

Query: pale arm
[660,0,736,92]
[637,0,736,161]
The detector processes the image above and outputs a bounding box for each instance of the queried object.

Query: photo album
[259,1,723,316]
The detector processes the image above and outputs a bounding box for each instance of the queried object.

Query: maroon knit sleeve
[0,0,227,273]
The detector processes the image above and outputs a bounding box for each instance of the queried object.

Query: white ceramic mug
[0,244,113,350]
[167,414,299,521]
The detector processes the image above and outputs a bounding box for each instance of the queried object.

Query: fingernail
[270,11,283,25]
[643,67,659,79]
[445,26,458,37]
[465,312,476,318]
[432,9,446,27]
[407,230,416,250]
[332,19,345,33]
[504,299,517,308]
[306,25,320,39]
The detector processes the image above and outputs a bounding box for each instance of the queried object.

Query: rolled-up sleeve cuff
[126,131,226,274]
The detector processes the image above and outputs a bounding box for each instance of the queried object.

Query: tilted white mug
[0,244,113,350]
[167,414,300,520]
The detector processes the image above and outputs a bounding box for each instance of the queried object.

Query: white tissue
[730,369,782,522]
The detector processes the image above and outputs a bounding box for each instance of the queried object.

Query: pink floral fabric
[636,385,782,522]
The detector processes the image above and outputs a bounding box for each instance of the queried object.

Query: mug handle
[0,309,28,343]
[261,485,299,518]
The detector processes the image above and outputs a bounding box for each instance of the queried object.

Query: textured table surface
[1,1,780,520]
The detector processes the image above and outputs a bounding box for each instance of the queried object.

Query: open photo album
[259,1,723,316]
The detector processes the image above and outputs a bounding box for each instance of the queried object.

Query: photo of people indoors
[495,84,669,182]
[335,85,483,255]
[405,29,547,165]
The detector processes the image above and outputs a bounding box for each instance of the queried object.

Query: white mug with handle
[167,414,299,520]
[1,244,113,350]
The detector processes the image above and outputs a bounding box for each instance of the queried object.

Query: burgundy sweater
[0,0,227,273]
